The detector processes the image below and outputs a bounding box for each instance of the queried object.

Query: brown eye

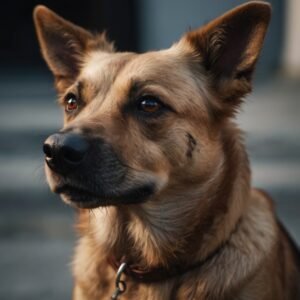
[138,96,162,113]
[65,94,78,113]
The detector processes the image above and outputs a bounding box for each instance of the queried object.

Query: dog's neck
[84,124,251,270]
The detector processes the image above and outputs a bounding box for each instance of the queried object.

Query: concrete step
[0,237,73,300]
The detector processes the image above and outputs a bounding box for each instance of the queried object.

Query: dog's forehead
[120,49,188,78]
[79,48,209,115]
[81,48,193,88]
[81,51,135,80]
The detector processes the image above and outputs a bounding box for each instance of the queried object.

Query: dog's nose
[43,133,89,173]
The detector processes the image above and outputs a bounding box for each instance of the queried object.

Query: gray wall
[137,0,285,76]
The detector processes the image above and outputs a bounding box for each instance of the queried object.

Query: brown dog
[34,2,300,299]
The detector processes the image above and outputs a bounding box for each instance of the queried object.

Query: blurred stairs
[0,72,74,300]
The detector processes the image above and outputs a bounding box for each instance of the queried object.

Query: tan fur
[34,2,300,299]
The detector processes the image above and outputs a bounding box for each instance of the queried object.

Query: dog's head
[34,2,270,209]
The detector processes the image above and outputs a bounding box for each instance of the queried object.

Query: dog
[34,2,300,299]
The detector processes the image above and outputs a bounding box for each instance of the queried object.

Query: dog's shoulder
[252,188,275,211]
[252,188,300,262]
[254,188,299,258]
[253,188,300,297]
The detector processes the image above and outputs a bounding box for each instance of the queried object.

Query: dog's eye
[138,96,163,114]
[65,93,79,113]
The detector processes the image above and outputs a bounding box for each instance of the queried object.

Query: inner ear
[33,5,113,91]
[182,2,271,101]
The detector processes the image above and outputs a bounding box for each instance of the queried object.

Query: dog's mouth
[43,133,160,208]
[55,183,156,209]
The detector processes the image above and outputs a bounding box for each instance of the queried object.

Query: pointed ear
[33,5,113,90]
[183,2,271,104]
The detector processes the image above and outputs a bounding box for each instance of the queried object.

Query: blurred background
[0,0,299,299]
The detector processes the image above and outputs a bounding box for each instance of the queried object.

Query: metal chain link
[110,263,127,300]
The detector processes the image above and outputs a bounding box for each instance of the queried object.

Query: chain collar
[110,263,127,300]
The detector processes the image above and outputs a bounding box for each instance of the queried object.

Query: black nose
[43,133,89,173]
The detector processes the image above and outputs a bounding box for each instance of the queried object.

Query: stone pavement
[0,73,299,299]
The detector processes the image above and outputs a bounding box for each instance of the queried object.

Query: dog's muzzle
[42,132,156,208]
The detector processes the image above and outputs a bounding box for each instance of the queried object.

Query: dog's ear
[182,2,271,111]
[33,5,113,90]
